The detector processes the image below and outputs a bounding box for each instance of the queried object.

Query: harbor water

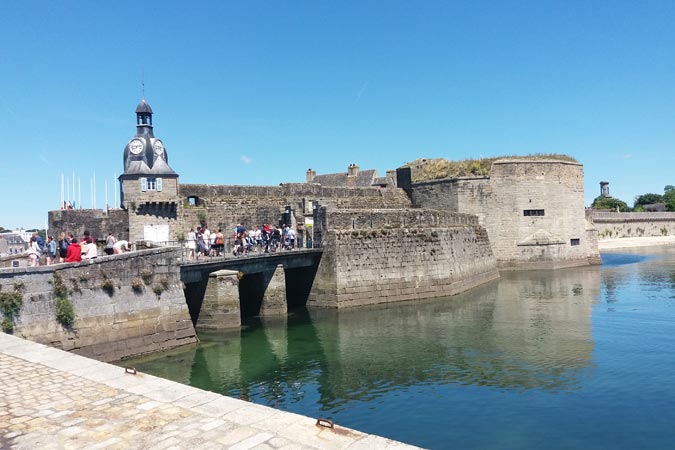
[125,247,675,449]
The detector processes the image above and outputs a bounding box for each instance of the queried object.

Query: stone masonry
[0,248,197,362]
[587,211,675,239]
[0,332,419,450]
[406,159,601,269]
[308,208,499,308]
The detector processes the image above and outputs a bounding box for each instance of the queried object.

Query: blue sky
[2,1,675,229]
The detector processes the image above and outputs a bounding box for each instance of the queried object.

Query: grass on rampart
[402,154,578,183]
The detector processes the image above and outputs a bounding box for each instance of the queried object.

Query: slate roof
[372,176,395,187]
[136,99,153,114]
[643,203,667,212]
[311,169,377,187]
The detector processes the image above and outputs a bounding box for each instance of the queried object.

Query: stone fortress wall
[307,208,499,308]
[49,209,130,242]
[586,210,675,239]
[175,183,412,245]
[405,159,601,269]
[0,248,197,361]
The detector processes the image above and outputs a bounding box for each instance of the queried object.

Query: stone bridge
[179,249,323,331]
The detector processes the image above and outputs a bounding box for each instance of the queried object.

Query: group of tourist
[25,231,129,266]
[185,223,297,260]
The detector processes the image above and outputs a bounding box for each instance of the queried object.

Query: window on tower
[140,177,162,192]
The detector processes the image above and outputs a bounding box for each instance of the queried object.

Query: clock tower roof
[135,99,153,114]
[121,99,177,178]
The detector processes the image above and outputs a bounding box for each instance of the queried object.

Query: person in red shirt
[65,238,82,263]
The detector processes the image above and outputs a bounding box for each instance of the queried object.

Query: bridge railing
[140,238,318,264]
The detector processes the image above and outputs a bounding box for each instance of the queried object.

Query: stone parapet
[308,225,499,309]
[0,247,197,362]
[587,210,675,239]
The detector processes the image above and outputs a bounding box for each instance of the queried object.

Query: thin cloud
[356,81,369,102]
[240,155,253,164]
[623,154,633,159]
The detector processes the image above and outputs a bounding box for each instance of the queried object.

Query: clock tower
[119,99,180,243]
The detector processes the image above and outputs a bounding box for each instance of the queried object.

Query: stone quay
[0,332,420,450]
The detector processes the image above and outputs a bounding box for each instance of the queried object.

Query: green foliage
[634,193,663,208]
[197,210,208,226]
[52,272,68,298]
[52,272,76,330]
[101,279,115,296]
[141,269,154,285]
[55,297,75,330]
[591,196,630,212]
[131,278,144,293]
[0,286,24,334]
[403,154,578,182]
[664,188,675,212]
[152,284,165,296]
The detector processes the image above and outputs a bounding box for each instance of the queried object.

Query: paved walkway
[598,235,675,251]
[0,333,419,450]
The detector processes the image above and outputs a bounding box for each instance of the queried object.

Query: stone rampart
[179,183,410,225]
[0,247,197,362]
[406,160,600,269]
[587,211,675,239]
[308,208,499,308]
[177,183,412,247]
[48,208,129,241]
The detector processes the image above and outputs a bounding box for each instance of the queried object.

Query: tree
[591,196,630,212]
[634,193,663,208]
[664,187,675,211]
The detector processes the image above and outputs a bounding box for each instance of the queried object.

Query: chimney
[306,168,316,183]
[348,163,359,177]
[600,181,610,198]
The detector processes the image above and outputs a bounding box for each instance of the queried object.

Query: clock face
[129,139,143,155]
[153,140,165,155]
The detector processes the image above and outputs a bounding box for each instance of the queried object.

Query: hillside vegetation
[402,154,578,183]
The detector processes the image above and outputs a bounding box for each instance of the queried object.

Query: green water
[126,248,675,449]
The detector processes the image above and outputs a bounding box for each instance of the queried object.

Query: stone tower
[118,99,180,243]
[600,181,610,198]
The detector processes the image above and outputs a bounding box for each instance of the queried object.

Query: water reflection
[130,265,600,409]
[121,251,675,449]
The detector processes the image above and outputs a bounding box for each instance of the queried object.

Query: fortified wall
[176,183,411,244]
[308,208,499,308]
[404,159,601,269]
[0,248,197,362]
[48,209,129,242]
[586,211,675,239]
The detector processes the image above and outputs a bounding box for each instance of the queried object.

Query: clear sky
[2,1,675,230]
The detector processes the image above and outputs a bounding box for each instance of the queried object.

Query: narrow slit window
[570,238,580,246]
[523,209,545,216]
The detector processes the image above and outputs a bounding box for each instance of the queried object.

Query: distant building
[0,229,29,256]
[643,203,667,212]
[306,164,395,188]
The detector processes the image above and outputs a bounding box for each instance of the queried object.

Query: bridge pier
[260,264,288,316]
[196,270,241,331]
